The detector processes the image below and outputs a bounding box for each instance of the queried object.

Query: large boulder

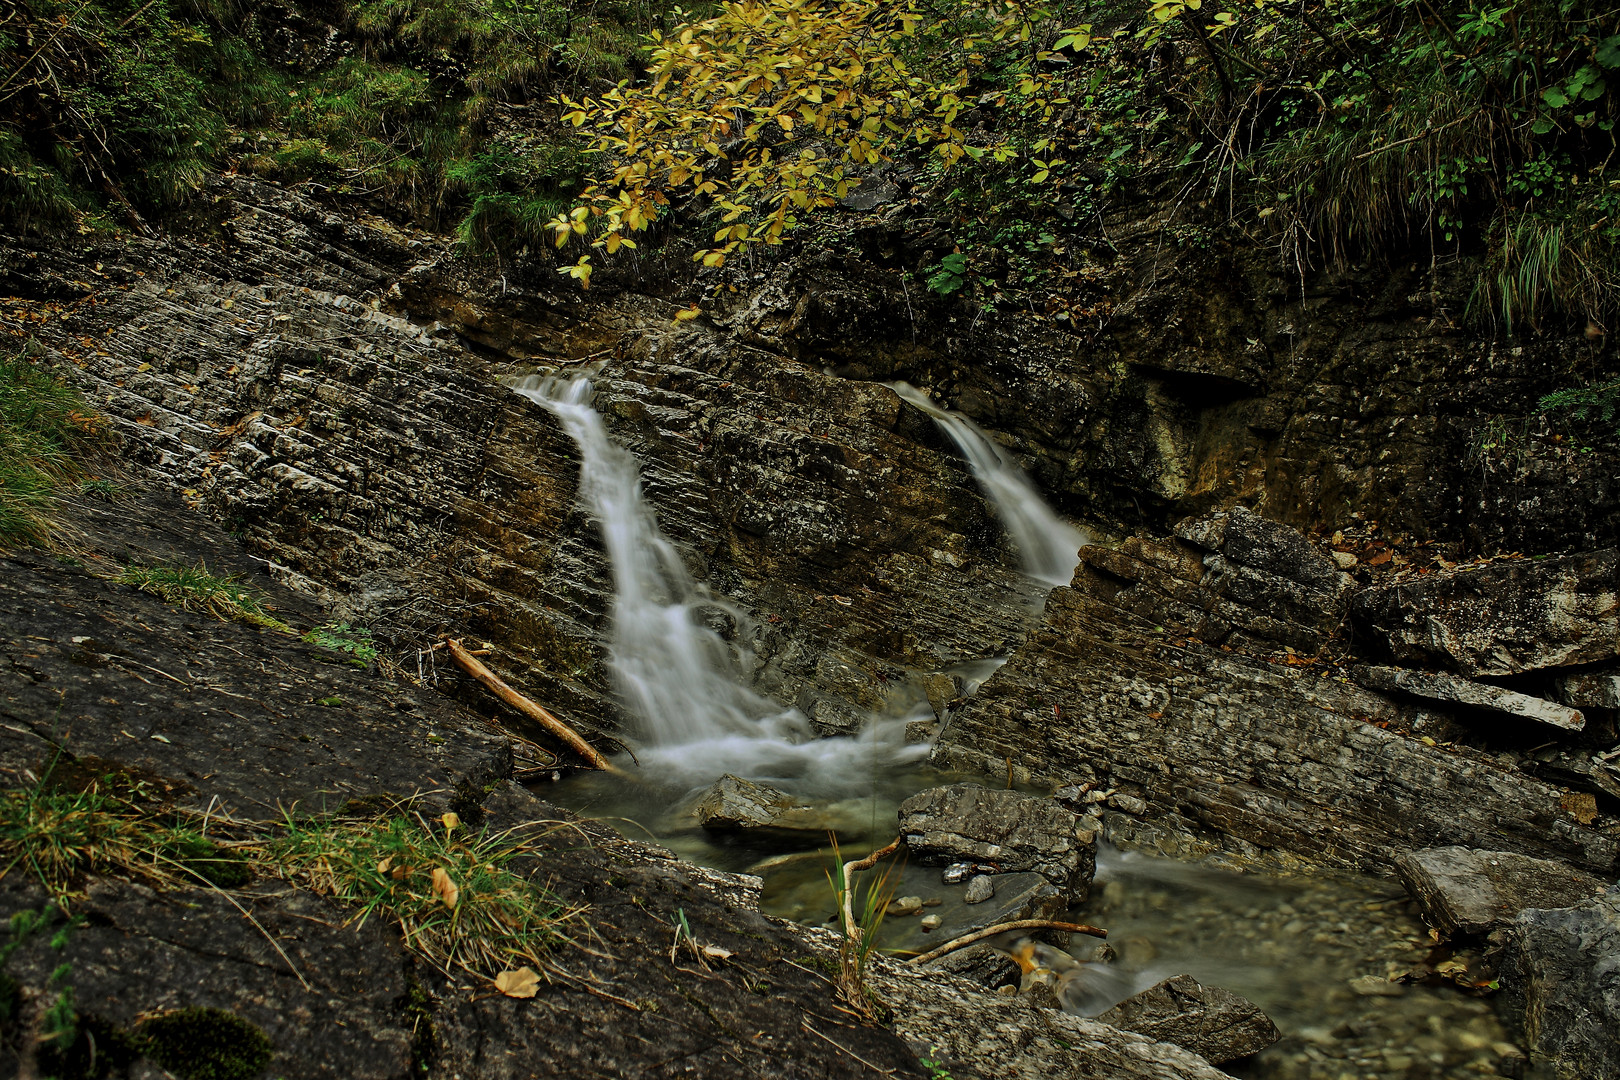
[1394,846,1608,937]
[1498,889,1620,1080]
[898,784,1097,901]
[1097,974,1281,1065]
[1353,549,1619,678]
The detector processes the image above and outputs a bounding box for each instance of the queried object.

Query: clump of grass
[0,780,244,900]
[0,346,105,547]
[0,769,580,979]
[303,621,378,664]
[826,838,899,1017]
[268,813,578,976]
[113,563,292,632]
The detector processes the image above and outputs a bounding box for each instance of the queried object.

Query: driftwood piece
[904,918,1108,967]
[439,638,624,775]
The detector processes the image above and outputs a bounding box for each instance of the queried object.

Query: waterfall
[513,374,924,788]
[891,382,1086,587]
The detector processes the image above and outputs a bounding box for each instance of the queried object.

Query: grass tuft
[112,563,292,632]
[268,813,578,977]
[0,346,106,548]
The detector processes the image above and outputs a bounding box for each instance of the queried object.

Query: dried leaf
[431,867,460,909]
[494,967,541,998]
[1561,791,1599,826]
[442,812,461,832]
[674,305,701,322]
[700,944,734,961]
[376,856,393,875]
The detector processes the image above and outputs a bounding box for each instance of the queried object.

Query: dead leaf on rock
[1561,791,1598,826]
[700,944,734,962]
[495,967,541,998]
[431,867,459,909]
[442,812,461,832]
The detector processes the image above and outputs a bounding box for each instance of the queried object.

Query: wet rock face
[898,784,1097,901]
[1394,846,1609,938]
[934,523,1620,876]
[1097,974,1281,1065]
[1353,550,1620,677]
[0,877,414,1080]
[1499,889,1620,1080]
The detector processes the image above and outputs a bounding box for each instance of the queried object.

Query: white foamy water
[892,382,1086,586]
[512,374,927,790]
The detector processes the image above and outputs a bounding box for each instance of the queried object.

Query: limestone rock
[1356,666,1585,732]
[934,529,1620,876]
[898,784,1097,901]
[1098,974,1281,1065]
[964,875,995,904]
[693,774,842,839]
[924,944,1021,990]
[1353,550,1620,678]
[1499,889,1620,1080]
[1395,846,1608,937]
[1552,668,1620,710]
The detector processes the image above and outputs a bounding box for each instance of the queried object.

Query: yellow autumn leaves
[548,0,983,286]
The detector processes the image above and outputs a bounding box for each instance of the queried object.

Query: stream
[519,371,1528,1080]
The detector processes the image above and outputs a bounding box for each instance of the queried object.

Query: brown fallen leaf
[1561,791,1599,826]
[376,856,393,875]
[700,944,734,962]
[494,967,541,998]
[431,867,460,909]
[442,812,461,832]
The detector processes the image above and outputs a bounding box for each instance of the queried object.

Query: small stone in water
[922,897,943,907]
[921,914,942,931]
[964,875,995,904]
[942,861,994,885]
[1347,975,1406,997]
[889,896,924,916]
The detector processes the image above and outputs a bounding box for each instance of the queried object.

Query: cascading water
[891,382,1086,587]
[512,373,924,790]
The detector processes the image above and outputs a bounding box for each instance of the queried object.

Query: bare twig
[904,919,1108,967]
[438,639,623,775]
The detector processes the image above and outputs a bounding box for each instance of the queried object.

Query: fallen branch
[903,918,1108,967]
[439,638,624,775]
[839,837,902,950]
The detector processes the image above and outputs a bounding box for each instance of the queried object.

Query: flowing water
[512,373,927,794]
[518,372,1526,1080]
[890,382,1087,586]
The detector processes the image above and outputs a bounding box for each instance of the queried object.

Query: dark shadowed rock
[0,876,413,1080]
[899,783,1097,901]
[1357,666,1585,732]
[1395,846,1608,937]
[1499,889,1620,1080]
[924,943,1022,990]
[1354,550,1620,677]
[1098,974,1281,1065]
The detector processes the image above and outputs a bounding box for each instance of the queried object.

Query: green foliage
[824,839,898,1014]
[1538,378,1620,431]
[303,621,380,665]
[0,0,685,237]
[926,252,971,295]
[0,346,104,548]
[113,563,293,632]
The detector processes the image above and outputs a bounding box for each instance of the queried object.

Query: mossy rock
[135,1007,273,1080]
